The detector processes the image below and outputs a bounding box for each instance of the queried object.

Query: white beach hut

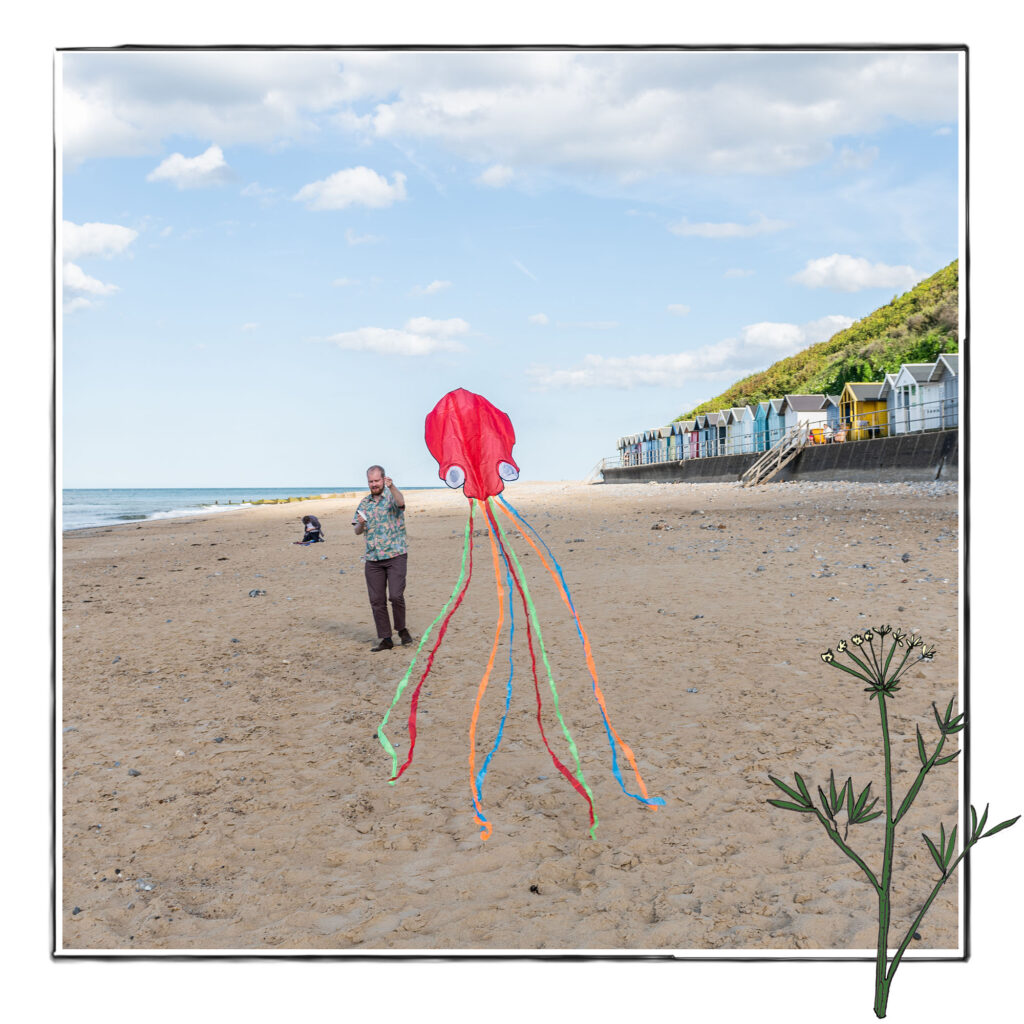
[892,362,943,433]
[877,373,899,434]
[728,405,755,454]
[782,395,829,438]
[928,353,959,427]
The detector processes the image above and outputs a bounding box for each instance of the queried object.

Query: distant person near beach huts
[353,465,413,652]
[293,514,324,545]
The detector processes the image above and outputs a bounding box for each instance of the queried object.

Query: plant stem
[811,808,881,892]
[885,845,970,995]
[874,693,896,1018]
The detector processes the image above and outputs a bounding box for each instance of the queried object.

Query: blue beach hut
[753,401,771,451]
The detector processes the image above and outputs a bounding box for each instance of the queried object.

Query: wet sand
[60,479,960,952]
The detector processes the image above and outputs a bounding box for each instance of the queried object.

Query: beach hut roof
[930,353,959,380]
[681,419,697,431]
[843,382,885,401]
[769,398,787,413]
[896,362,937,384]
[879,373,899,397]
[658,425,673,438]
[784,394,827,412]
[730,406,754,420]
[825,394,840,406]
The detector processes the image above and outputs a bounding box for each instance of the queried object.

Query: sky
[58,47,963,487]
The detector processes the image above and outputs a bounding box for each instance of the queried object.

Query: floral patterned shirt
[356,488,407,560]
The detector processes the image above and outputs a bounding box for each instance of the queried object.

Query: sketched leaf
[769,776,810,807]
[829,770,838,811]
[916,725,928,766]
[977,804,990,839]
[793,772,813,807]
[818,785,834,819]
[846,777,855,823]
[768,799,815,813]
[944,825,958,867]
[852,782,874,819]
[970,805,978,837]
[982,815,1021,839]
[922,833,945,875]
[853,797,880,823]
[935,750,960,766]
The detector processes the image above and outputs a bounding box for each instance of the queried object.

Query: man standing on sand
[353,465,414,652]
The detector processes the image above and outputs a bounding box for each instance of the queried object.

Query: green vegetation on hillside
[677,260,959,420]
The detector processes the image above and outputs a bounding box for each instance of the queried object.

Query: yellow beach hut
[839,382,888,440]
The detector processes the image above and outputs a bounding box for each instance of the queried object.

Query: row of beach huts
[616,354,959,466]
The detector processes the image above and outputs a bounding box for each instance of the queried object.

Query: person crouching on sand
[294,514,323,544]
[353,465,413,652]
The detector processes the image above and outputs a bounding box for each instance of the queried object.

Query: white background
[8,4,1018,1022]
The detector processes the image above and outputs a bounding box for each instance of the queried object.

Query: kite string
[393,499,475,782]
[468,498,506,840]
[496,495,664,809]
[475,503,517,820]
[377,505,473,781]
[486,498,598,838]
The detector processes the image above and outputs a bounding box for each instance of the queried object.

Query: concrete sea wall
[601,429,959,486]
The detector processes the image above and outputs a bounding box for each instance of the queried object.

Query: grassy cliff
[678,260,959,420]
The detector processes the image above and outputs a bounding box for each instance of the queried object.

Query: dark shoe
[398,629,414,646]
[371,638,394,652]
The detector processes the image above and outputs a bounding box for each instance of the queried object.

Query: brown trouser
[364,553,408,639]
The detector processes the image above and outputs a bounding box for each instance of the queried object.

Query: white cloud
[241,181,277,205]
[513,259,537,281]
[837,145,879,170]
[63,51,958,179]
[345,228,381,245]
[411,279,451,296]
[63,261,118,296]
[669,214,788,239]
[791,254,924,292]
[528,313,549,325]
[146,144,233,189]
[477,164,515,187]
[724,268,755,278]
[294,166,407,210]
[62,220,138,259]
[667,304,690,316]
[528,313,854,390]
[325,316,469,356]
[63,296,94,315]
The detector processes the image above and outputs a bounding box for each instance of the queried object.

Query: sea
[61,486,436,532]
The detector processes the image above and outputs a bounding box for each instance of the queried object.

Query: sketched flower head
[893,629,907,646]
[837,639,848,653]
[863,629,874,642]
[851,634,865,646]
[909,634,925,649]
[821,649,835,663]
[920,644,937,661]
[877,624,893,636]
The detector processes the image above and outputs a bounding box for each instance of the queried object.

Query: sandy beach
[60,478,960,952]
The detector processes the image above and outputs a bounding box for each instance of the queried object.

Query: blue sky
[59,48,962,487]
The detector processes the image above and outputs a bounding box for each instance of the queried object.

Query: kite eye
[444,465,466,489]
[498,461,519,482]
